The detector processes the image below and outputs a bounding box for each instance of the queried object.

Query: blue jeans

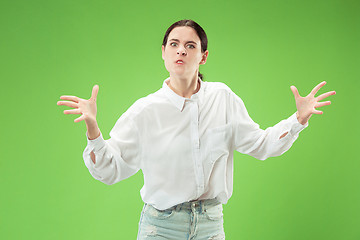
[137,198,225,239]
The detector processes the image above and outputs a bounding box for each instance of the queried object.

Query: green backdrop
[1,0,359,239]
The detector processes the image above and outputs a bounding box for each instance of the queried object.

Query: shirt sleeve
[229,90,308,160]
[83,115,141,185]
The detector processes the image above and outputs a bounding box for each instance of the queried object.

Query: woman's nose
[177,48,187,56]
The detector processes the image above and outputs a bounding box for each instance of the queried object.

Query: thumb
[90,85,99,101]
[290,85,300,99]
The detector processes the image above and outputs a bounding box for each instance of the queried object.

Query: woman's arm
[231,81,335,160]
[82,120,141,185]
[57,85,140,185]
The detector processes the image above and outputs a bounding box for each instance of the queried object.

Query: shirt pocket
[208,123,232,164]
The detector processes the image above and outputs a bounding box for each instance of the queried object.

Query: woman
[57,19,335,239]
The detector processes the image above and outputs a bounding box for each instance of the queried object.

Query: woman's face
[162,26,208,79]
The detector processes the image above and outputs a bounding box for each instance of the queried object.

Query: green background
[1,0,359,239]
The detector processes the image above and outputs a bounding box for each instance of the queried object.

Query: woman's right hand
[57,85,100,139]
[57,85,99,123]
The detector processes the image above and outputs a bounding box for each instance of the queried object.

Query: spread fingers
[316,91,336,101]
[64,109,81,114]
[57,101,78,108]
[59,95,80,102]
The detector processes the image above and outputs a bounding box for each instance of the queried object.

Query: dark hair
[162,19,208,80]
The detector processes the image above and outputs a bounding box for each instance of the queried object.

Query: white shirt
[83,77,308,210]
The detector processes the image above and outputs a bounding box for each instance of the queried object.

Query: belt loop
[176,203,182,212]
[200,199,204,213]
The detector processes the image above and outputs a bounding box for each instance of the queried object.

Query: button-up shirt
[83,77,308,210]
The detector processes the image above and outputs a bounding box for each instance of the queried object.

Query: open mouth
[176,60,184,64]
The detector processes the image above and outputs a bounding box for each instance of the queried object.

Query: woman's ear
[161,45,165,60]
[200,50,209,65]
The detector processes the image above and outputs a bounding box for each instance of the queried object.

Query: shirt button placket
[190,100,204,198]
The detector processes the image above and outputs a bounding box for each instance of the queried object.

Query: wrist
[85,116,97,127]
[86,119,100,140]
[296,112,308,125]
[87,129,100,140]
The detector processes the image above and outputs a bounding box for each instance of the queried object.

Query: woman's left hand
[291,81,336,125]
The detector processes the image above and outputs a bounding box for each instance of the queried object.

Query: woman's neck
[167,73,200,99]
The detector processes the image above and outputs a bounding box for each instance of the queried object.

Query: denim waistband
[170,198,221,213]
[145,198,221,213]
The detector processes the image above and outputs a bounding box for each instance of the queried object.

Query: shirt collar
[162,76,205,112]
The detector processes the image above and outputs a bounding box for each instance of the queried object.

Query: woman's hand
[57,85,99,123]
[57,85,100,139]
[291,81,336,125]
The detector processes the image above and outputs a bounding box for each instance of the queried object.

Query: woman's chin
[170,71,186,78]
[169,69,196,78]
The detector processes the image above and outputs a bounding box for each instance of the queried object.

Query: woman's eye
[170,42,177,47]
[187,45,195,49]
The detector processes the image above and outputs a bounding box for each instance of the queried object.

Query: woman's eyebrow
[169,39,197,45]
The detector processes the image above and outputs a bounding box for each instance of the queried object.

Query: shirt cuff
[289,112,308,136]
[86,132,106,152]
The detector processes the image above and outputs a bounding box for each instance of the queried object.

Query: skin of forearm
[86,119,100,164]
[86,119,100,140]
[90,151,96,164]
